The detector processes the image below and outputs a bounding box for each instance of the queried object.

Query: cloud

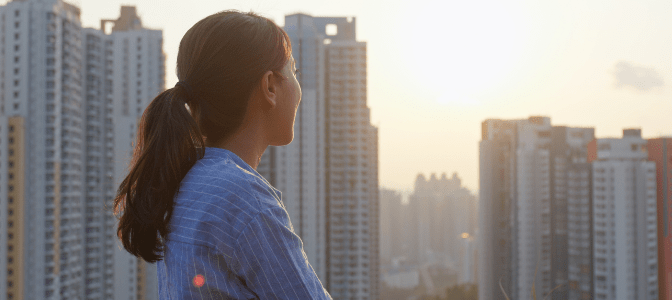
[613,61,664,92]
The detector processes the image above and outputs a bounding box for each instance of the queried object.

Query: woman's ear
[259,70,277,109]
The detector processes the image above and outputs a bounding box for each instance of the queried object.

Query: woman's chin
[270,133,294,147]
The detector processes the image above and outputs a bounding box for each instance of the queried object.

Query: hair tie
[175,80,195,101]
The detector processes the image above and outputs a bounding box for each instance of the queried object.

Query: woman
[113,10,332,299]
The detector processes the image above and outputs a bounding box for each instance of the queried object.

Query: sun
[400,0,528,106]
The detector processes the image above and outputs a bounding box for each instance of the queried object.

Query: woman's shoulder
[181,153,281,209]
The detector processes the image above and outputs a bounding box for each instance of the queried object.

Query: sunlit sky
[20,0,672,194]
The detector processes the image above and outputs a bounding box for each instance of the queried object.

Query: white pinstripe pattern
[186,173,283,206]
[189,163,283,202]
[171,215,237,240]
[178,188,255,218]
[172,203,245,230]
[157,147,332,299]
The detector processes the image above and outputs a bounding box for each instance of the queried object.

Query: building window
[13,56,19,63]
[13,68,19,75]
[14,45,19,52]
[13,80,18,87]
[14,33,19,40]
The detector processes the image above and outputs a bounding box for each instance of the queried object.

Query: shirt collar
[203,147,282,196]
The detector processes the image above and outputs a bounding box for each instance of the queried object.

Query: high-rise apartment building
[0,1,85,298]
[479,117,550,300]
[479,118,518,300]
[0,2,163,299]
[479,116,595,300]
[547,126,595,300]
[587,129,658,300]
[85,6,163,300]
[257,14,379,299]
[566,160,593,300]
[647,137,672,300]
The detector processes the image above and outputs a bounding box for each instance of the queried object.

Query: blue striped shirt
[157,147,332,299]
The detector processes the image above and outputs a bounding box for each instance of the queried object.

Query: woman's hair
[113,10,292,262]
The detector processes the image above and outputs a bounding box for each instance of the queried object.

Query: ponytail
[113,86,204,262]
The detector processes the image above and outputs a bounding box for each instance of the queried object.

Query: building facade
[257,14,379,299]
[587,129,658,300]
[647,137,672,300]
[0,2,162,299]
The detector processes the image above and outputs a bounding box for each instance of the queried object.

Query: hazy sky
[15,0,672,194]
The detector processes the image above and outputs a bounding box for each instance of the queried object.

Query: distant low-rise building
[383,266,420,290]
[380,188,404,265]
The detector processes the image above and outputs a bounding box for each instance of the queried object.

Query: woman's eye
[294,69,301,76]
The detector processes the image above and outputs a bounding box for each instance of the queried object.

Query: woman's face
[270,55,302,146]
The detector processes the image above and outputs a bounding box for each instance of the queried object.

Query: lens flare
[193,274,205,288]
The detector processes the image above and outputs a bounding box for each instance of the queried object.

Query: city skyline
[49,0,672,193]
[0,0,669,299]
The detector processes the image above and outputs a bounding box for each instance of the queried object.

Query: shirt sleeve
[232,207,332,300]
